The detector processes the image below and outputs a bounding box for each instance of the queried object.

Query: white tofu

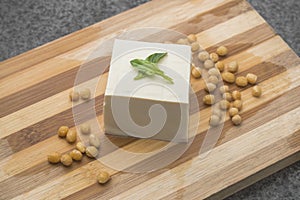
[104,39,191,142]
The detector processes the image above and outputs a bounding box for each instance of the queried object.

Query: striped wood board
[0,0,300,199]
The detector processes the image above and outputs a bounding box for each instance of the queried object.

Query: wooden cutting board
[0,0,300,199]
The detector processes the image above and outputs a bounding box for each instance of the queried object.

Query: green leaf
[156,73,174,84]
[146,52,167,63]
[130,52,173,84]
[130,59,162,73]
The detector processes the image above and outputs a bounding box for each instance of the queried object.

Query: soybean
[203,95,215,105]
[60,154,73,167]
[229,107,239,117]
[191,67,201,78]
[191,42,200,52]
[205,83,217,93]
[97,171,111,184]
[215,61,225,72]
[208,68,220,77]
[69,90,79,102]
[204,59,215,69]
[222,72,235,83]
[47,152,61,164]
[210,53,219,63]
[232,100,243,111]
[252,85,262,97]
[227,61,239,73]
[86,146,99,158]
[232,90,241,100]
[235,76,248,87]
[232,115,242,126]
[187,34,197,43]
[80,123,91,135]
[219,100,230,110]
[216,46,228,56]
[70,149,83,161]
[57,126,69,138]
[89,134,101,148]
[208,75,219,85]
[223,92,233,102]
[198,51,210,62]
[247,73,258,84]
[209,115,220,127]
[76,142,86,153]
[66,130,77,143]
[219,85,229,94]
[80,88,91,100]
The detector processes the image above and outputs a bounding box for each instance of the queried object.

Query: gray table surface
[0,0,299,199]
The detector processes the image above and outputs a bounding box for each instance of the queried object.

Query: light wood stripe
[196,11,265,48]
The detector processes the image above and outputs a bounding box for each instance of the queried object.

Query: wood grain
[0,0,299,199]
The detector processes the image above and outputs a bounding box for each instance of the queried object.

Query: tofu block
[104,39,191,142]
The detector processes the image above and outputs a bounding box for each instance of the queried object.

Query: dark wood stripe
[63,84,300,200]
[206,23,274,57]
[0,22,275,118]
[171,0,252,35]
[0,50,292,160]
[0,95,104,160]
[63,169,168,200]
[0,156,92,200]
[0,136,135,200]
[223,49,300,92]
[225,61,286,92]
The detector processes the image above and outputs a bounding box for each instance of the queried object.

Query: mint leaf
[146,52,167,63]
[130,52,173,84]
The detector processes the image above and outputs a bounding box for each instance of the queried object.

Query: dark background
[0,0,299,199]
